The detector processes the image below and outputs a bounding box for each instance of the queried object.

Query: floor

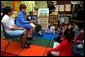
[1,33,59,56]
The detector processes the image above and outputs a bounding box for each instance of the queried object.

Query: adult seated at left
[1,6,30,48]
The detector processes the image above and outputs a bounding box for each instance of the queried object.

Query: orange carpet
[18,45,47,56]
[1,39,52,56]
[1,39,24,55]
[1,51,16,56]
[44,48,52,56]
[1,39,9,51]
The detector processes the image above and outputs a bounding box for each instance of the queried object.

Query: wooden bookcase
[49,15,58,28]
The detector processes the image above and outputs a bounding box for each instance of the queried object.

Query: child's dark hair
[1,6,12,19]
[29,11,33,15]
[64,29,75,41]
[70,21,76,26]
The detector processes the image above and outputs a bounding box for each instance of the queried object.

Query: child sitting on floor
[73,28,84,56]
[47,29,75,56]
[54,23,68,43]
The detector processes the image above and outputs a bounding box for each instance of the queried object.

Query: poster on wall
[38,8,49,30]
[59,5,64,12]
[65,4,71,11]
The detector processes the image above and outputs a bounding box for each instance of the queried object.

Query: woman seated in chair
[1,6,30,48]
[15,4,35,40]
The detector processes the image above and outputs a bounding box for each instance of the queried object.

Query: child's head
[68,22,74,29]
[64,29,75,41]
[59,24,62,28]
[29,11,33,15]
[71,21,76,27]
[64,24,69,30]
[80,27,84,33]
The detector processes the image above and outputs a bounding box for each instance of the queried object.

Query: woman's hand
[30,20,36,23]
[11,25,24,30]
[18,27,24,30]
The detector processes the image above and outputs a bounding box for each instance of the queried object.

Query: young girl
[72,21,80,37]
[73,28,84,56]
[47,29,75,56]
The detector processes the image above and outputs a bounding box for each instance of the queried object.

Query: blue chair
[1,22,23,55]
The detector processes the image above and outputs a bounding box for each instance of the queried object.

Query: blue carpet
[34,33,60,40]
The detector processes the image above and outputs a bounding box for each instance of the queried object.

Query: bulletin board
[65,4,71,11]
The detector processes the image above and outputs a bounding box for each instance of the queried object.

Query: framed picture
[59,5,65,12]
[65,4,71,11]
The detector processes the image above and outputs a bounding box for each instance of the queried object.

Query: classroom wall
[35,1,47,8]
[2,1,13,8]
[21,1,35,14]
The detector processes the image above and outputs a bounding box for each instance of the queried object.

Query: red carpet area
[1,39,52,56]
